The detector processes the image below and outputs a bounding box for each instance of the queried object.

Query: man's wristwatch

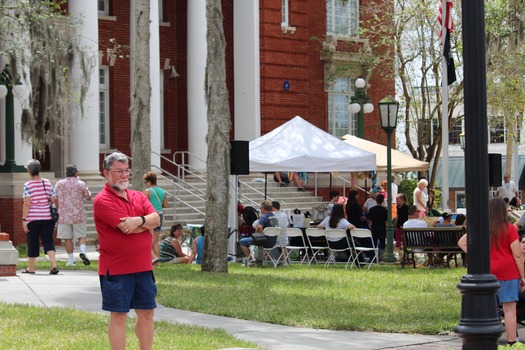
[139,216,146,227]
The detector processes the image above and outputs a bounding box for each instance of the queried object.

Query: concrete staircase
[82,173,325,242]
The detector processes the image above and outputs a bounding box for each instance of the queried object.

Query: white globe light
[355,78,366,89]
[363,103,374,114]
[0,85,7,99]
[348,103,361,114]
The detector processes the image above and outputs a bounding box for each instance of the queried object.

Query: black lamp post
[454,1,504,348]
[0,64,26,173]
[349,78,374,138]
[378,96,398,263]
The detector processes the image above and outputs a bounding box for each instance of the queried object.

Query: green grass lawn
[13,257,520,349]
[18,258,464,334]
[0,302,258,350]
[153,263,465,334]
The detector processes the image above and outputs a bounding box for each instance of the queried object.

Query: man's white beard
[111,179,129,191]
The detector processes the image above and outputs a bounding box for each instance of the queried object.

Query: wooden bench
[402,227,466,268]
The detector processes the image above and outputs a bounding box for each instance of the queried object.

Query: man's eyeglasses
[110,168,131,176]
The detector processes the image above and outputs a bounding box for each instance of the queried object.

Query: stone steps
[82,173,326,240]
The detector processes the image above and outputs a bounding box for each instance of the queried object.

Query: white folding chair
[324,229,353,268]
[305,228,329,266]
[262,227,284,268]
[285,228,309,265]
[349,228,380,269]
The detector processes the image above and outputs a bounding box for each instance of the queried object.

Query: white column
[234,0,261,141]
[13,90,32,164]
[150,0,161,169]
[187,0,208,169]
[68,0,100,177]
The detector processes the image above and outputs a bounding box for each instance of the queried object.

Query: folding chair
[285,228,309,265]
[324,229,353,268]
[305,228,329,266]
[312,204,329,223]
[261,227,285,268]
[349,228,380,269]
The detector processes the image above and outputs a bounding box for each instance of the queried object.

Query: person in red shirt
[458,198,525,346]
[93,152,160,350]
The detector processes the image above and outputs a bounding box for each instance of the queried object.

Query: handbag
[251,232,267,246]
[42,180,59,222]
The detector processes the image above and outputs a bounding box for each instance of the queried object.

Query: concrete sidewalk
[0,246,506,349]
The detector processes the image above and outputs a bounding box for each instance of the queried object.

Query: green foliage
[398,174,417,206]
[0,0,95,153]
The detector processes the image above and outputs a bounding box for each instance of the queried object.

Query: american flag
[438,0,454,43]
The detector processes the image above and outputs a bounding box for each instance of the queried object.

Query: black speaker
[488,153,502,187]
[230,140,249,175]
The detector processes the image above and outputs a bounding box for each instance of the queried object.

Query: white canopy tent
[229,116,377,259]
[341,134,429,172]
[249,116,377,172]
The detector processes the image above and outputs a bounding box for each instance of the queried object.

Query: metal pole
[350,85,371,139]
[383,128,395,262]
[357,104,364,138]
[454,1,504,347]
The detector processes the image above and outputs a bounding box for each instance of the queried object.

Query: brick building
[0,0,394,245]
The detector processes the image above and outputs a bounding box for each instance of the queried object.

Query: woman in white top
[317,204,355,248]
[413,179,428,218]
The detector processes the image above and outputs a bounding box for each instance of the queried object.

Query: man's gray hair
[26,159,41,176]
[103,152,129,170]
[65,164,78,177]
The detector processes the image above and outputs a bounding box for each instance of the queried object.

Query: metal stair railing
[172,150,279,205]
[173,151,207,182]
[334,174,370,197]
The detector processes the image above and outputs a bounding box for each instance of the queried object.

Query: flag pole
[441,0,449,210]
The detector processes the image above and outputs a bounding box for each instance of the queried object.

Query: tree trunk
[130,0,151,191]
[202,0,231,273]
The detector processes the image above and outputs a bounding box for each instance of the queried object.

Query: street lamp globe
[348,103,361,114]
[355,77,366,89]
[363,102,374,114]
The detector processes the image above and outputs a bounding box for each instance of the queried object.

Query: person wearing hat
[436,209,455,267]
[435,209,454,227]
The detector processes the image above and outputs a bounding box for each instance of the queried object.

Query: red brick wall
[259,0,395,146]
[0,198,24,246]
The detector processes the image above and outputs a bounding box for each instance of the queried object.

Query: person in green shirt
[143,171,169,262]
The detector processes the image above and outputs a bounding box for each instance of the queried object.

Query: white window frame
[328,78,357,137]
[98,0,109,16]
[455,191,466,209]
[282,0,289,27]
[327,0,359,37]
[99,67,110,149]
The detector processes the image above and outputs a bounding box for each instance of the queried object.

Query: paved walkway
[0,246,515,349]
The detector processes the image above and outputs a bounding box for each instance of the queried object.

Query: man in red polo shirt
[93,152,160,350]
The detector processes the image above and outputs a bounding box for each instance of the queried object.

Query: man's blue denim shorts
[498,279,520,303]
[239,237,253,247]
[99,271,157,313]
